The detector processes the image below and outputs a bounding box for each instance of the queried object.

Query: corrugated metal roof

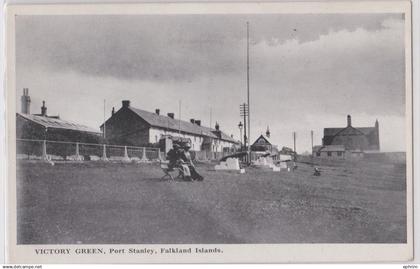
[17,113,101,134]
[128,107,236,143]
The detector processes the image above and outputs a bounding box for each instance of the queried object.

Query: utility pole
[293,131,296,153]
[311,130,314,151]
[310,130,314,164]
[178,100,181,135]
[103,99,106,139]
[210,107,212,129]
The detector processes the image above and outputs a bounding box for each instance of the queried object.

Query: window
[316,152,320,157]
[327,152,332,157]
[337,151,342,156]
[155,135,158,143]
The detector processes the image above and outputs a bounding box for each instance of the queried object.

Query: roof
[127,107,236,143]
[324,128,343,136]
[312,145,323,152]
[324,126,376,137]
[251,135,272,146]
[17,113,101,134]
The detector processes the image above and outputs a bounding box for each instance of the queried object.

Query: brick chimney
[111,107,115,116]
[167,113,174,119]
[21,88,31,114]
[347,115,352,127]
[41,101,47,116]
[195,120,201,126]
[155,109,160,115]
[190,118,195,124]
[214,122,221,138]
[122,100,130,108]
[266,125,271,138]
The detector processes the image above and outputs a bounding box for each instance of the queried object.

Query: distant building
[251,135,274,152]
[313,115,379,159]
[322,115,380,151]
[16,89,102,143]
[312,145,364,160]
[250,131,281,161]
[100,100,239,152]
[313,145,346,159]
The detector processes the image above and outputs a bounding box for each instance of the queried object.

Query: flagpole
[246,21,251,164]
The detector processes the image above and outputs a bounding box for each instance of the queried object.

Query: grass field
[16,159,406,244]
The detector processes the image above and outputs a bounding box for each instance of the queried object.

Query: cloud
[15,14,407,152]
[16,14,403,82]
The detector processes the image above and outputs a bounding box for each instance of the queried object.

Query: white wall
[149,127,235,152]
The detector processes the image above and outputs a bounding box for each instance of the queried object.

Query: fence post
[101,144,108,161]
[141,147,148,162]
[123,146,131,162]
[75,142,83,161]
[157,148,162,161]
[42,140,49,161]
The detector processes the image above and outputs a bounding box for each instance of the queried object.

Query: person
[180,142,204,181]
[166,143,181,170]
[313,167,321,176]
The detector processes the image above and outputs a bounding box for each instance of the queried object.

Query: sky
[15,13,407,153]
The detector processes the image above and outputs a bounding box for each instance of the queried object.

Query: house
[16,89,102,143]
[312,145,364,160]
[313,145,346,159]
[322,115,380,151]
[251,135,274,152]
[250,130,280,161]
[100,100,239,152]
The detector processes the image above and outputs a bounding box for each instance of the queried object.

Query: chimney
[122,100,130,108]
[41,101,47,116]
[266,125,271,138]
[155,109,160,115]
[347,115,352,127]
[195,120,201,126]
[190,118,195,124]
[375,119,379,129]
[20,88,31,114]
[111,107,115,116]
[215,122,220,131]
[167,113,174,119]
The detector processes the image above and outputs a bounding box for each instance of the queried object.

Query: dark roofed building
[16,113,102,142]
[16,89,102,143]
[322,115,380,151]
[251,135,274,152]
[100,100,238,152]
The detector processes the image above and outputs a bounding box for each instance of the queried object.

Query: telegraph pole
[103,99,106,139]
[178,100,181,135]
[311,130,314,151]
[293,131,296,153]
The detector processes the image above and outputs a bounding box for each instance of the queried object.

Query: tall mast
[246,21,251,163]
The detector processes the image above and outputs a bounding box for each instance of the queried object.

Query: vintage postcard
[5,1,413,263]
